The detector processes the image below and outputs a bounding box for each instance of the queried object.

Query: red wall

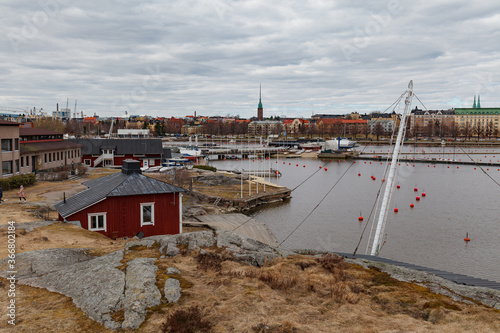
[83,154,161,167]
[61,193,180,238]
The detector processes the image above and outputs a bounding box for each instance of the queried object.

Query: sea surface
[209,144,500,283]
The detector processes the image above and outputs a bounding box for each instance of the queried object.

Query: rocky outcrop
[3,230,498,330]
[164,278,181,303]
[122,258,162,330]
[0,230,297,330]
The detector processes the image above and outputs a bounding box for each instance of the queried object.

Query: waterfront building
[55,160,186,239]
[248,121,282,136]
[409,107,455,135]
[19,127,82,174]
[454,96,500,137]
[0,120,21,178]
[70,138,164,168]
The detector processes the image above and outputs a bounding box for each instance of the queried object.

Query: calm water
[210,144,500,282]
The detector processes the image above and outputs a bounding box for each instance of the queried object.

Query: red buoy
[464,233,470,242]
[410,203,414,208]
[324,168,327,171]
[394,208,399,213]
[382,179,385,182]
[358,173,361,176]
[414,187,418,192]
[416,196,420,201]
[422,192,426,197]
[319,166,322,169]
[372,177,376,180]
[303,165,306,168]
[358,216,364,221]
[296,164,298,167]
[396,185,400,189]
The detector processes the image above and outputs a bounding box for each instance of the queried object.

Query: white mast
[370,80,414,256]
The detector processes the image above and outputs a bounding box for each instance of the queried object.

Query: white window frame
[88,213,107,231]
[140,202,155,226]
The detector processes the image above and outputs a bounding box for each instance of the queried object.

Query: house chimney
[122,159,142,175]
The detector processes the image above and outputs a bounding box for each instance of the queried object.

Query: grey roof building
[55,160,186,219]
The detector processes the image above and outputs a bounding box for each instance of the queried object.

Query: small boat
[299,142,323,151]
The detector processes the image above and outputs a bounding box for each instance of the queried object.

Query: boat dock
[355,155,500,166]
[186,213,279,247]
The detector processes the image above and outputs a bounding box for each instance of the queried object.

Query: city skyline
[1,1,500,118]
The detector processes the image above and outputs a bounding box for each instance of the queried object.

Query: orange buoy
[410,203,414,208]
[464,233,470,242]
[358,216,364,221]
[394,208,399,213]
[422,192,426,197]
[416,196,420,201]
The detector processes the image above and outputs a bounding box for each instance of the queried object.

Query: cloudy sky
[1,0,499,118]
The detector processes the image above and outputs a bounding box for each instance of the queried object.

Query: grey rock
[166,242,180,257]
[167,267,181,275]
[125,239,156,250]
[164,278,181,303]
[0,248,93,279]
[122,258,162,330]
[20,250,125,329]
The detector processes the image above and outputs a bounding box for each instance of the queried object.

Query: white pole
[371,80,414,256]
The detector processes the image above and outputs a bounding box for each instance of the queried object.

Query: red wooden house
[55,160,186,238]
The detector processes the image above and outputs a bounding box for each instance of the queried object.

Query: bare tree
[374,122,384,141]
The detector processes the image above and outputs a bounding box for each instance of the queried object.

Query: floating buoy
[414,187,418,192]
[303,165,306,168]
[358,216,363,221]
[464,233,470,242]
[416,196,420,201]
[410,203,414,208]
[358,173,361,176]
[296,164,298,167]
[324,168,327,171]
[319,166,322,169]
[422,192,426,197]
[372,177,376,180]
[396,185,400,189]
[382,179,385,182]
[394,208,399,213]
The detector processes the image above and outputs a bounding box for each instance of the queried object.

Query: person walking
[0,186,3,204]
[18,185,27,202]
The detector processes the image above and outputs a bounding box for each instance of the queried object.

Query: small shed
[55,160,187,239]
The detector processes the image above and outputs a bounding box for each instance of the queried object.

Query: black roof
[55,172,186,218]
[68,138,163,155]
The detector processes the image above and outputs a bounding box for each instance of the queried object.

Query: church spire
[473,95,476,108]
[257,84,263,120]
[477,95,481,108]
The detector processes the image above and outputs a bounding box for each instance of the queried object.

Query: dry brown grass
[2,246,500,332]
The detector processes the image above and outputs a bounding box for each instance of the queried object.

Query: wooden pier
[187,213,279,247]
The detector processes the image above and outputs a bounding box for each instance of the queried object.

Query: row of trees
[34,117,500,141]
[410,120,499,140]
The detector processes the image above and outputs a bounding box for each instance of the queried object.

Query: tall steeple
[477,95,481,108]
[473,95,476,108]
[257,84,263,120]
